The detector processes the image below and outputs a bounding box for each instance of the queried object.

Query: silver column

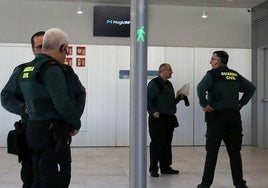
[129,0,148,188]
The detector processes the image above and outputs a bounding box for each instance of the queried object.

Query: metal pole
[129,0,148,188]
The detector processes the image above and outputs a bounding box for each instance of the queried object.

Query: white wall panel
[116,46,130,146]
[147,47,165,70]
[76,45,118,146]
[165,47,195,145]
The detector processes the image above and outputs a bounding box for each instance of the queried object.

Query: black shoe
[150,171,159,177]
[197,184,210,188]
[161,167,179,174]
[235,181,248,188]
[236,185,248,188]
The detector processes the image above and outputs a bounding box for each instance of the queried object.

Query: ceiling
[21,0,267,8]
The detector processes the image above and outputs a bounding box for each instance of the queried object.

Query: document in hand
[176,83,190,96]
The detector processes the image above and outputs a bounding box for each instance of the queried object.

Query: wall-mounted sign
[76,58,86,67]
[119,70,158,79]
[65,57,73,67]
[76,46,86,56]
[67,46,73,56]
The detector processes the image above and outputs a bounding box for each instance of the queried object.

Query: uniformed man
[1,30,86,188]
[1,31,44,188]
[196,51,256,188]
[147,63,189,177]
[19,28,84,188]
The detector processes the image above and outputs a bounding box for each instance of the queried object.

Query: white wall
[0,1,251,48]
[0,44,252,147]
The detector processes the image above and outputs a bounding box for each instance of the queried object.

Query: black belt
[27,119,64,129]
[213,109,238,113]
[159,113,174,117]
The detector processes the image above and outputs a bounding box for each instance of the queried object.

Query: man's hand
[153,112,160,118]
[182,95,190,106]
[176,93,184,99]
[203,105,213,113]
[70,129,79,136]
[238,104,242,111]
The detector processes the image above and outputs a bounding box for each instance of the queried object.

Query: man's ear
[59,44,66,52]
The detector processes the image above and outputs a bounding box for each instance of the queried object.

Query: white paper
[176,83,190,97]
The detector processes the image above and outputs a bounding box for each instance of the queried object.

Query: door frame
[257,47,268,148]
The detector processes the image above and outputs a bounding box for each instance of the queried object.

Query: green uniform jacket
[19,53,82,130]
[197,65,256,110]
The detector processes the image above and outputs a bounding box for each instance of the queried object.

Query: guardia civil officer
[196,51,255,188]
[1,31,44,188]
[19,28,82,188]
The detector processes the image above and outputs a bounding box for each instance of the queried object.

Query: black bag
[7,129,18,155]
[7,121,25,156]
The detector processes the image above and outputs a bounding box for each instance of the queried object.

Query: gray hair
[158,63,169,74]
[42,28,68,51]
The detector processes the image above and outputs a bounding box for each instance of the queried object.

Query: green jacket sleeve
[1,66,27,120]
[238,74,256,107]
[147,80,160,115]
[43,65,81,130]
[197,72,213,108]
[65,66,86,118]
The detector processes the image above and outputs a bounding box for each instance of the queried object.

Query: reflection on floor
[0,146,267,188]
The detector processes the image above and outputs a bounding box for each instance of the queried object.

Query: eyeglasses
[34,44,42,49]
[211,57,219,61]
[164,68,172,71]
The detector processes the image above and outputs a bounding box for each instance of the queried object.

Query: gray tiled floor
[0,146,267,188]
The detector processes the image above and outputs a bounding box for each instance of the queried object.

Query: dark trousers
[148,114,175,172]
[20,152,33,188]
[26,120,71,188]
[17,129,33,188]
[201,110,246,187]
